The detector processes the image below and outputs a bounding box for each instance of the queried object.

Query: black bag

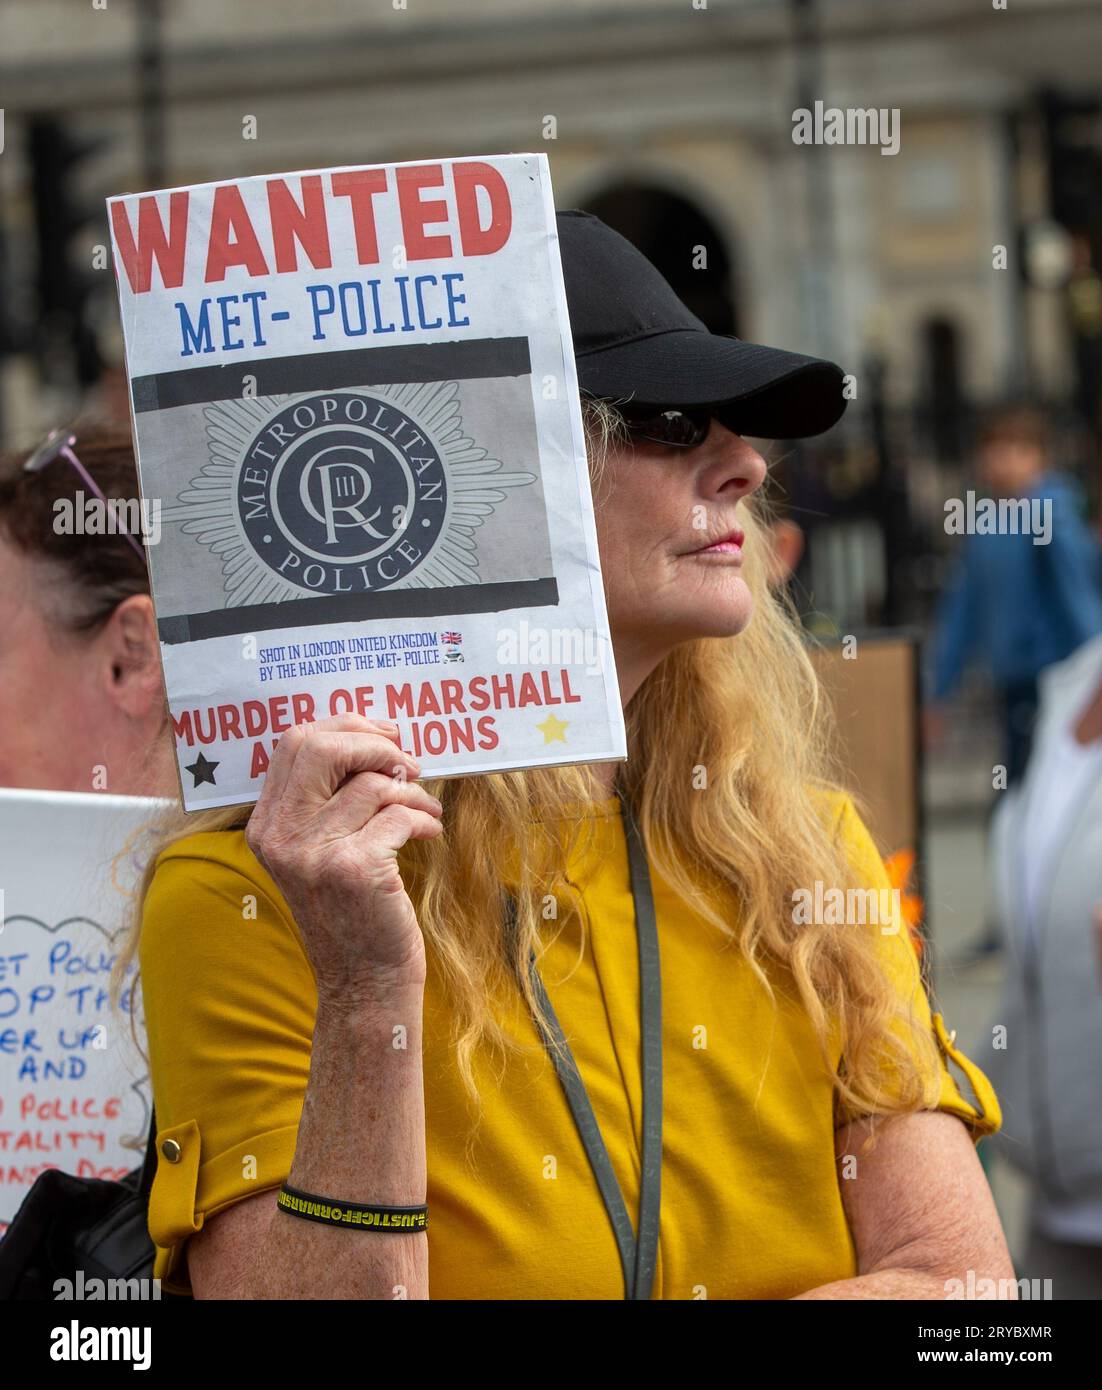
[0,1108,158,1300]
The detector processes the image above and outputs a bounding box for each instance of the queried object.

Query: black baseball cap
[556,209,847,440]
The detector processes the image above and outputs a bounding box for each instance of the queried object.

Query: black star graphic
[185,752,220,787]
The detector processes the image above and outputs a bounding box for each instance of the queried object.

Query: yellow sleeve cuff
[149,1120,300,1296]
[931,1012,1002,1141]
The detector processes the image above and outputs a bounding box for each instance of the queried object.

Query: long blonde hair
[112,400,941,1123]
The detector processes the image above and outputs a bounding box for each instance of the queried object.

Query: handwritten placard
[0,789,170,1231]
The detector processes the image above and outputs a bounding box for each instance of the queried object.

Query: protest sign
[107,153,626,810]
[0,790,165,1233]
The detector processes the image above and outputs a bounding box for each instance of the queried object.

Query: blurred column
[1000,110,1031,398]
[137,0,166,190]
[789,0,837,364]
[1017,100,1062,402]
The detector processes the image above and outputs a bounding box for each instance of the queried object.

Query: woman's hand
[245,712,443,1003]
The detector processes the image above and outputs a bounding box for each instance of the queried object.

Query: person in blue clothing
[928,405,1102,787]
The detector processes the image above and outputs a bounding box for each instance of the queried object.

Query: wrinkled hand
[246,713,443,1001]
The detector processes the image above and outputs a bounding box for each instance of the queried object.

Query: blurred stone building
[2,0,1101,621]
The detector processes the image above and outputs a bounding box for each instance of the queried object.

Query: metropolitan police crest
[164,381,537,605]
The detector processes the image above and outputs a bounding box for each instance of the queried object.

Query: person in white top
[984,632,1102,1296]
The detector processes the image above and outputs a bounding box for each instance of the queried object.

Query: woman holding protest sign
[0,428,175,799]
[122,214,1012,1300]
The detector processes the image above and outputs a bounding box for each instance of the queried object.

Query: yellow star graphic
[536,714,569,744]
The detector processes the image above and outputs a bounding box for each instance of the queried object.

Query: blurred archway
[580,184,739,337]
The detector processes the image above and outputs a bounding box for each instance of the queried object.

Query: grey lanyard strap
[518,795,663,1300]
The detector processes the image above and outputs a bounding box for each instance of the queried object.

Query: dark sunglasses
[616,403,742,450]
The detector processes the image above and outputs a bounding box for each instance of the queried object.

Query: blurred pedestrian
[928,405,1102,786]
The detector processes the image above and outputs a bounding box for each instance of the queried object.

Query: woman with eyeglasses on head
[0,428,176,798]
[118,212,1012,1300]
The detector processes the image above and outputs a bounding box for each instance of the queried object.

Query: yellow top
[140,791,999,1299]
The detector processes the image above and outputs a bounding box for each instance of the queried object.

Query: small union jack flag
[441,631,463,645]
